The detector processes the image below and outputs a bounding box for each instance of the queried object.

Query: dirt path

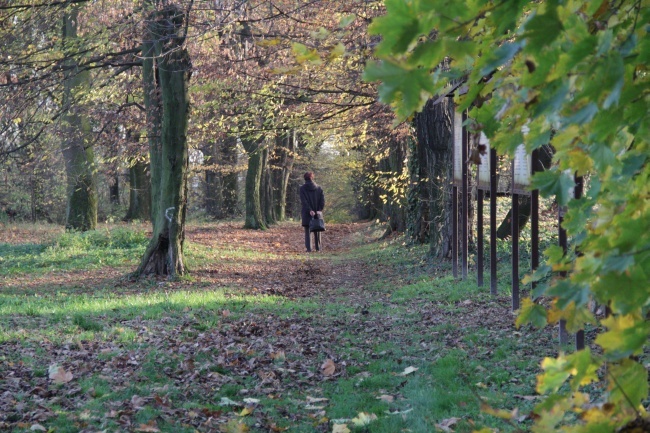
[187,221,376,298]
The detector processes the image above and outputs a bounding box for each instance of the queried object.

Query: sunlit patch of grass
[0,227,148,276]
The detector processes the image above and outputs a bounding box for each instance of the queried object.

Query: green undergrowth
[0,226,148,276]
[0,222,560,432]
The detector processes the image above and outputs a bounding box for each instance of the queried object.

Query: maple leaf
[48,364,73,384]
[332,424,351,433]
[321,359,336,376]
[351,412,377,426]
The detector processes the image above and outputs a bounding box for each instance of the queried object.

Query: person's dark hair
[304,172,314,181]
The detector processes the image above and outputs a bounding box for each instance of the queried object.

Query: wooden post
[512,192,520,310]
[489,148,498,294]
[461,111,469,280]
[477,189,484,287]
[575,175,585,350]
[531,149,540,291]
[452,185,458,278]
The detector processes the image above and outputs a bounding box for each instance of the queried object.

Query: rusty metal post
[489,148,497,295]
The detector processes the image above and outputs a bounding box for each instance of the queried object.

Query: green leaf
[531,169,575,206]
[479,42,521,77]
[537,355,571,394]
[363,60,435,120]
[595,315,650,359]
[522,5,563,49]
[608,359,648,408]
[567,349,599,388]
[369,0,421,56]
[516,297,548,329]
[546,280,590,310]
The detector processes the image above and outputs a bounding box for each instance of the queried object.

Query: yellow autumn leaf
[480,402,516,420]
[351,412,377,426]
[332,424,351,433]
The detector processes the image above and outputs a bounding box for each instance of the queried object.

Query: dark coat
[299,180,325,227]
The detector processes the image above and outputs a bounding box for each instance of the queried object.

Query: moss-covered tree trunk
[136,4,191,277]
[242,137,266,229]
[411,96,454,257]
[261,143,276,225]
[125,159,151,221]
[61,8,97,231]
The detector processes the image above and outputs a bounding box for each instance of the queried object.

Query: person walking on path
[299,172,325,252]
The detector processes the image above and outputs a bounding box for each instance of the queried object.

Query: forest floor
[0,220,563,433]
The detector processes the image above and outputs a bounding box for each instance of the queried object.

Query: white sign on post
[512,124,532,194]
[477,132,490,189]
[453,110,464,184]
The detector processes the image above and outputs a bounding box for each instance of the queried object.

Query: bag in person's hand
[309,212,325,232]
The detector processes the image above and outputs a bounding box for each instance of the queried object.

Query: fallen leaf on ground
[239,404,256,416]
[435,417,460,432]
[220,419,249,433]
[397,366,418,376]
[219,397,241,406]
[480,402,517,419]
[135,421,160,432]
[131,394,146,410]
[270,351,286,361]
[377,394,394,403]
[48,364,73,384]
[351,412,377,426]
[332,424,351,433]
[321,359,336,376]
[306,396,329,403]
[30,424,47,432]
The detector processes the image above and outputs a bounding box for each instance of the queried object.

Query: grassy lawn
[0,220,563,432]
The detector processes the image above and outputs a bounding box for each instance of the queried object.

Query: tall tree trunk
[272,130,296,221]
[109,176,120,205]
[221,134,239,217]
[125,160,151,221]
[137,4,191,277]
[412,97,454,257]
[242,137,266,229]
[261,142,276,225]
[61,8,97,231]
[382,138,408,235]
[203,140,222,218]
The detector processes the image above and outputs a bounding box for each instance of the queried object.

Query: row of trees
[2,1,450,275]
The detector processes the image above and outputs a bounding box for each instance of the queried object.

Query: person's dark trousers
[304,226,322,252]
